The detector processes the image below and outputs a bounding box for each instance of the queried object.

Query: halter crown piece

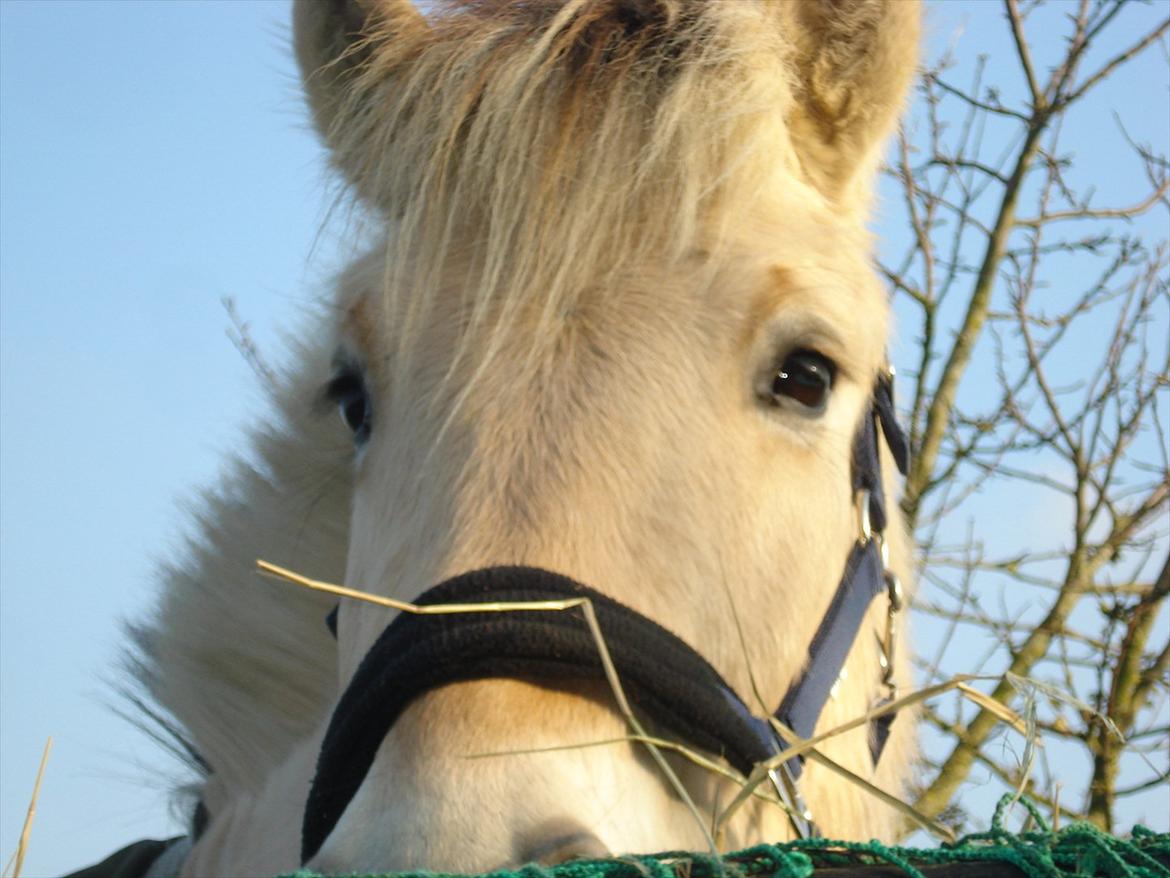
[300,370,910,863]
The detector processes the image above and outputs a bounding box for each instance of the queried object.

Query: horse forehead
[330,210,884,365]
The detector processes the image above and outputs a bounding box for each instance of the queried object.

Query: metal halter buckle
[855,488,873,546]
[767,764,817,840]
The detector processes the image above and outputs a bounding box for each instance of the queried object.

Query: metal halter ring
[767,765,816,840]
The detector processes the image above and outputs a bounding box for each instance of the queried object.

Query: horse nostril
[519,825,611,866]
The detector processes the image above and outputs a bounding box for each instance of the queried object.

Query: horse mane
[129,342,350,795]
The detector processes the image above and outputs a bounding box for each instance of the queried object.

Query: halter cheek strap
[774,370,908,768]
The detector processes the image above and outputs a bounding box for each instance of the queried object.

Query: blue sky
[1,3,1166,876]
[1,3,335,873]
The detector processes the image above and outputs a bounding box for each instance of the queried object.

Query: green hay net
[286,798,1170,878]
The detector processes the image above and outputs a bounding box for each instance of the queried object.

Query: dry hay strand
[2,736,52,878]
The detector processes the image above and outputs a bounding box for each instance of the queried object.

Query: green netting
[286,797,1170,878]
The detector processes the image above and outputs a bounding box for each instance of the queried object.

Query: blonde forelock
[326,0,797,378]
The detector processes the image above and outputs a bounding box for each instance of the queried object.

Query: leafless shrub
[883,0,1169,833]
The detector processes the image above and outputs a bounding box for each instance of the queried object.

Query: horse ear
[293,0,428,186]
[774,0,920,215]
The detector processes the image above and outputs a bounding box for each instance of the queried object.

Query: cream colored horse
[133,1,921,874]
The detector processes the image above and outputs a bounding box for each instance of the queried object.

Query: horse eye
[324,368,372,444]
[770,349,835,411]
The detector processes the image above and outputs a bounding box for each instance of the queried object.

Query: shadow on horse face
[136,2,922,875]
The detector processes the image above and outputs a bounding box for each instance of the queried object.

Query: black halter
[300,373,910,865]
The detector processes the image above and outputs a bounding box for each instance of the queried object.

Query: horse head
[137,2,921,874]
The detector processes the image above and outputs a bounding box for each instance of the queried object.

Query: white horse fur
[132,1,922,874]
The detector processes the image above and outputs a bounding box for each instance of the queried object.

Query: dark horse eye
[771,350,835,411]
[324,367,372,444]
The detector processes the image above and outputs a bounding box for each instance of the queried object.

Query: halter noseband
[300,372,910,864]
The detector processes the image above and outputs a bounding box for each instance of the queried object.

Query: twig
[1005,0,1044,109]
[1015,177,1170,227]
